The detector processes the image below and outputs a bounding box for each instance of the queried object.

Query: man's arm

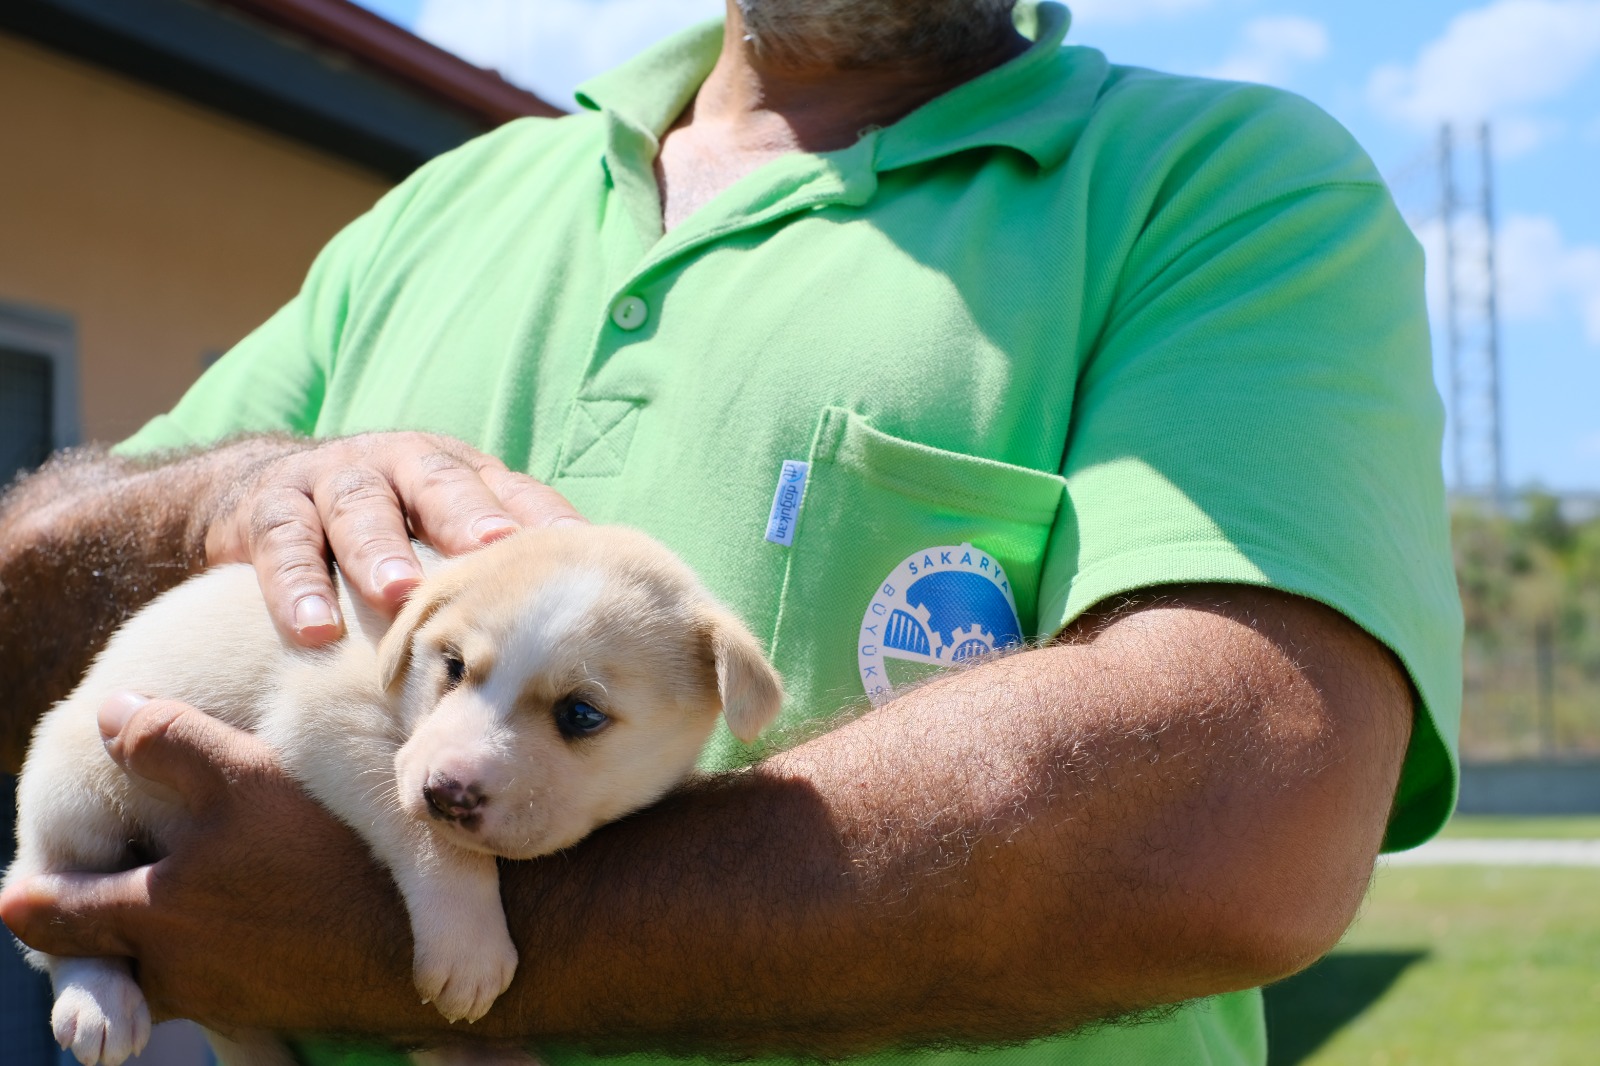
[2,584,1411,1055]
[0,440,284,771]
[0,432,584,772]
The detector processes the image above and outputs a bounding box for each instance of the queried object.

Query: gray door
[1,347,64,1065]
[1,346,55,484]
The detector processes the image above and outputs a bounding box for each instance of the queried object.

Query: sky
[354,0,1600,493]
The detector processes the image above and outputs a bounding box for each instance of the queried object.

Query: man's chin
[739,0,1018,70]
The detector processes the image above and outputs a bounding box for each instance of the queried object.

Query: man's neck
[653,3,1028,231]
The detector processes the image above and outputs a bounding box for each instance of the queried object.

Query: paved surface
[1381,838,1600,867]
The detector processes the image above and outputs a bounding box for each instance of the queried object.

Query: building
[0,0,559,475]
[0,1,557,1060]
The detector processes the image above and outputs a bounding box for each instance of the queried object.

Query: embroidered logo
[857,543,1023,705]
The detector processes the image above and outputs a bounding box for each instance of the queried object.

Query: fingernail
[294,595,340,633]
[99,692,149,740]
[374,558,422,593]
[471,517,518,542]
[551,515,586,527]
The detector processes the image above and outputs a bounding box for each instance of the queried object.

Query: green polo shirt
[121,3,1462,1062]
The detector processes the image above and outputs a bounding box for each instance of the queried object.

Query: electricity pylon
[1438,122,1505,504]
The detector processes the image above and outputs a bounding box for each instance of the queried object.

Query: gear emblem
[948,623,997,662]
[858,543,1023,704]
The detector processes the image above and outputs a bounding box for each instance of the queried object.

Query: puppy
[6,524,784,1066]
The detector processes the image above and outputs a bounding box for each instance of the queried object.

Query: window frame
[0,299,80,452]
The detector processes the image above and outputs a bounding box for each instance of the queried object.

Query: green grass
[1435,814,1600,840]
[1264,833,1600,1065]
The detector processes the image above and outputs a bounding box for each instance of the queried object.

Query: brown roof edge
[213,0,565,123]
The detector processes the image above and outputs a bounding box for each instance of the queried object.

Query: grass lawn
[1434,814,1600,839]
[1263,816,1600,1065]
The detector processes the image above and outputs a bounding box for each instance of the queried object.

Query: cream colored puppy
[6,525,783,1066]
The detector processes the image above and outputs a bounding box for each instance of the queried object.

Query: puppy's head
[379,525,783,860]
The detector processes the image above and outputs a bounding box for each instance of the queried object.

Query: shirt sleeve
[1036,82,1463,851]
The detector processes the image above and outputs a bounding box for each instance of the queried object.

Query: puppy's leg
[46,958,151,1066]
[376,826,519,1026]
[7,716,154,1066]
[280,740,516,1024]
[204,1028,300,1066]
[270,675,517,1025]
[275,720,518,1026]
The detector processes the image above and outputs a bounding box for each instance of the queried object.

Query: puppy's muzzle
[423,773,486,830]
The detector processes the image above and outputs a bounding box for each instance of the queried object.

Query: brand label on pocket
[764,460,809,546]
[858,544,1022,704]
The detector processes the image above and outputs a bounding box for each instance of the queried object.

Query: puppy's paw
[51,971,151,1066]
[414,927,519,1024]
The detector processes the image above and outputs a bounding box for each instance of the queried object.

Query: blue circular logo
[857,543,1023,704]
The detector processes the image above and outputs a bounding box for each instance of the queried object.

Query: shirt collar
[574,16,723,154]
[575,3,1103,173]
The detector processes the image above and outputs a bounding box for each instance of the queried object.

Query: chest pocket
[752,407,1066,749]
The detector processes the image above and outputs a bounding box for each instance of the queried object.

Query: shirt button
[611,295,648,331]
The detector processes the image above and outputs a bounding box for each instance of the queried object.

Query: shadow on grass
[1263,950,1428,1065]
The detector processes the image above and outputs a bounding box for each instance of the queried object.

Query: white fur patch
[481,567,607,713]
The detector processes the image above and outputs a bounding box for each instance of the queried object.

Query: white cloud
[1369,0,1600,129]
[1416,213,1600,346]
[1499,215,1600,343]
[415,0,722,106]
[1492,115,1567,158]
[1202,16,1330,87]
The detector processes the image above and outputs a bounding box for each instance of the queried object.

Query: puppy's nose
[423,773,486,826]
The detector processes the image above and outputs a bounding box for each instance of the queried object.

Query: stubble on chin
[736,0,1019,70]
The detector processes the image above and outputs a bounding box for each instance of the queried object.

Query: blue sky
[355,0,1600,492]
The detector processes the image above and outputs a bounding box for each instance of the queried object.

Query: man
[0,1,1461,1064]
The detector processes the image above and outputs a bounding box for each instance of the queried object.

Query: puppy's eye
[443,653,467,690]
[554,698,609,739]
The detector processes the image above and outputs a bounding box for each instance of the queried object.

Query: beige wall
[0,31,393,443]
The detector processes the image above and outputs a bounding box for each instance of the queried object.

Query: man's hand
[1,587,1413,1056]
[0,696,434,1040]
[201,433,584,643]
[0,432,585,768]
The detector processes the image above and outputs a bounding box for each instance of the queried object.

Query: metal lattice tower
[1438,123,1505,503]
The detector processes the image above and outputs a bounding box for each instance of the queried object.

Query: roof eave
[1,0,563,179]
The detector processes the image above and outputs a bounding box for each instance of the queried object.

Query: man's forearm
[459,589,1410,1056]
[107,587,1388,1055]
[0,587,1409,1052]
[0,437,299,770]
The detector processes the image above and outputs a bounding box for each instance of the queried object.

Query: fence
[1454,494,1600,761]
[1460,628,1600,759]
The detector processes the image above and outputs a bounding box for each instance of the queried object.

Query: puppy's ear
[702,607,784,743]
[376,577,461,692]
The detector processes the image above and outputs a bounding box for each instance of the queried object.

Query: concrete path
[1381,838,1600,867]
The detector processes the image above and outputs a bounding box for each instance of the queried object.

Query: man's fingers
[100,699,274,816]
[206,433,586,641]
[481,468,587,529]
[391,448,522,555]
[245,487,343,646]
[0,868,148,958]
[313,464,423,613]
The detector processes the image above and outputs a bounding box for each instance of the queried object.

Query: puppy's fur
[6,525,784,1066]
